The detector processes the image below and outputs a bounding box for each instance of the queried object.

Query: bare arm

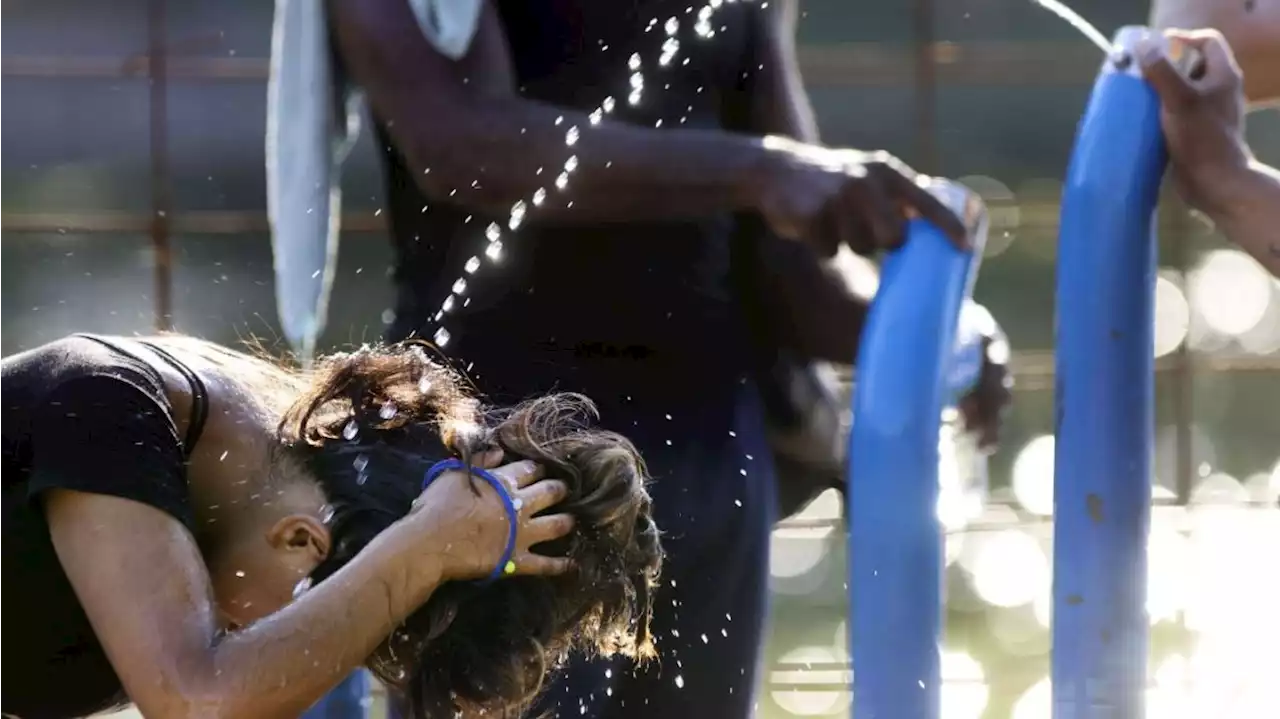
[739,0,871,361]
[1211,160,1280,276]
[328,0,772,223]
[47,491,444,719]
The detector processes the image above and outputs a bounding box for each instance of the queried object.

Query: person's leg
[302,671,371,719]
[528,385,777,719]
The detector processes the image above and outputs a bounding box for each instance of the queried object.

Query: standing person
[329,0,977,716]
[1,334,662,718]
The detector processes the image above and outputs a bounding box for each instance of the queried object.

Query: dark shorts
[527,384,778,719]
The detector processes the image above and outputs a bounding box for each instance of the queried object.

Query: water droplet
[555,173,570,190]
[485,241,504,261]
[602,96,617,113]
[218,450,229,462]
[674,675,685,689]
[486,222,502,242]
[734,499,743,507]
[379,402,397,420]
[464,256,481,273]
[419,376,433,394]
[320,504,336,523]
[664,413,673,420]
[659,38,680,66]
[628,53,642,71]
[235,570,246,578]
[605,669,612,679]
[342,420,359,441]
[354,455,370,472]
[630,72,644,89]
[589,108,603,124]
[433,327,452,347]
[293,576,313,599]
[452,278,468,295]
[629,89,643,106]
[508,201,527,230]
[532,188,547,206]
[356,472,369,486]
[564,156,579,173]
[664,17,679,35]
[565,126,580,146]
[700,633,708,643]
[513,497,525,511]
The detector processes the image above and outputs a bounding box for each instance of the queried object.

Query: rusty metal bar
[911,0,938,174]
[148,0,174,331]
[0,42,1112,86]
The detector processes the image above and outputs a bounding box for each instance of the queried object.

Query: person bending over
[1,334,662,719]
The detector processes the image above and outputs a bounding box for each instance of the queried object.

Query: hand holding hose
[1136,29,1252,219]
[751,137,970,257]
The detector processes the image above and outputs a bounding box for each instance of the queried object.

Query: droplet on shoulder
[342,420,359,441]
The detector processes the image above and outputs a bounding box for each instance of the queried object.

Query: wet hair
[275,342,663,718]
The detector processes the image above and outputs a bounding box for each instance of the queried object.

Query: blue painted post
[1052,26,1170,719]
[848,180,987,719]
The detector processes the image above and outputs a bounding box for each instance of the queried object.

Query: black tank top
[377,0,766,405]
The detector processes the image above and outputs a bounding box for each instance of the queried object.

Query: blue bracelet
[422,458,520,584]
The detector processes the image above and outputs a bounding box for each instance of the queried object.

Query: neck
[183,372,284,546]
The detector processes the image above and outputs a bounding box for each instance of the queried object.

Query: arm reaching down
[328,0,967,252]
[329,0,768,223]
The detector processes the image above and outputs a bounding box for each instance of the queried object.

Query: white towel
[266,0,483,362]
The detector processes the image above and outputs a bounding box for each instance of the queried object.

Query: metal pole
[148,0,174,332]
[911,0,938,175]
[1052,26,1167,719]
[848,181,986,719]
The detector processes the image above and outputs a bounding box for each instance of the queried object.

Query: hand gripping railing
[847,178,988,719]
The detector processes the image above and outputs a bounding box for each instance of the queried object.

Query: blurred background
[3,0,1278,717]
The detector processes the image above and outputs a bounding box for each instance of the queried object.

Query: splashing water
[1025,0,1114,55]
[422,0,746,351]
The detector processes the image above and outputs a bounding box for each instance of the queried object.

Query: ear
[266,514,331,564]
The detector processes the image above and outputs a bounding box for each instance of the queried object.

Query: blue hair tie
[422,458,519,584]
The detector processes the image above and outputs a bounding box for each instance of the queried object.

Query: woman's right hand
[408,455,576,582]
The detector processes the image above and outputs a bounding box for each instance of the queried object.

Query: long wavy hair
[269,341,663,717]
